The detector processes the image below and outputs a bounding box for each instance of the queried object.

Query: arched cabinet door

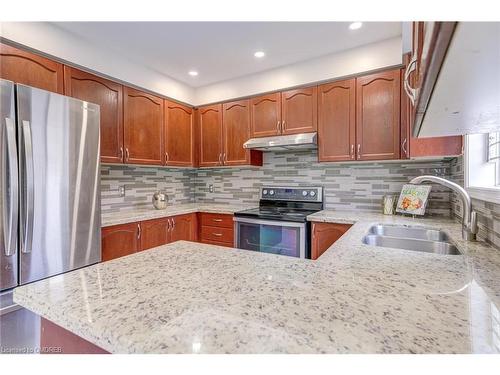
[356,69,401,161]
[164,101,194,166]
[318,79,356,162]
[281,86,317,135]
[198,104,223,167]
[0,42,63,93]
[250,93,281,138]
[123,87,164,165]
[64,66,124,163]
[101,223,140,261]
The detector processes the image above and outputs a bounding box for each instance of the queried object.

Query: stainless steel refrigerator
[0,79,101,351]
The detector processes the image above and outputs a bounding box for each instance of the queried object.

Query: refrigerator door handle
[3,117,19,256]
[21,120,34,254]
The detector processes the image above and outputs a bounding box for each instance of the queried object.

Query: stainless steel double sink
[362,224,461,255]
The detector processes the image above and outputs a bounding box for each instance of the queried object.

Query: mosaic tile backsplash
[101,150,454,217]
[101,165,195,213]
[194,150,453,216]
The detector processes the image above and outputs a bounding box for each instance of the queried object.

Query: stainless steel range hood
[243,132,317,151]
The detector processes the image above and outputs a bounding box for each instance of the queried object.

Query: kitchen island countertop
[14,209,500,353]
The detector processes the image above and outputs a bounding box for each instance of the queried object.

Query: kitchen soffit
[51,22,402,87]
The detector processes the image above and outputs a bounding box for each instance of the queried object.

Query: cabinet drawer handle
[137,224,141,239]
[212,218,223,222]
[165,152,169,164]
[276,121,280,134]
[350,144,354,159]
[282,120,286,132]
[119,147,124,162]
[172,218,175,230]
[357,144,361,158]
[212,233,223,237]
[125,148,130,162]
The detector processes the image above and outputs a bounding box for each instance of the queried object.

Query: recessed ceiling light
[188,70,198,76]
[349,22,363,30]
[254,51,265,58]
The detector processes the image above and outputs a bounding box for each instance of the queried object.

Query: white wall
[194,37,402,105]
[1,23,402,107]
[0,22,196,104]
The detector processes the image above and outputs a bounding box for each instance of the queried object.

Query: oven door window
[236,220,304,258]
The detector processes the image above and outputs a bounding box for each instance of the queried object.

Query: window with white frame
[465,132,500,203]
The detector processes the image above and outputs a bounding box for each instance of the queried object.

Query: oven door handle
[232,216,307,228]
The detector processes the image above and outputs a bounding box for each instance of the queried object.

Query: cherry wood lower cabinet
[356,69,401,161]
[169,213,197,243]
[318,79,356,162]
[311,222,352,260]
[198,213,234,247]
[140,217,169,251]
[101,223,141,262]
[0,42,64,94]
[63,66,124,163]
[40,318,108,354]
[123,87,164,165]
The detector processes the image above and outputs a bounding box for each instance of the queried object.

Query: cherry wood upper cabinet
[63,67,124,163]
[0,42,63,93]
[281,87,318,135]
[140,218,169,251]
[101,223,140,261]
[401,53,463,158]
[170,214,197,242]
[123,87,164,165]
[165,101,194,166]
[250,93,281,138]
[198,104,223,167]
[356,69,401,161]
[222,100,263,166]
[318,79,356,162]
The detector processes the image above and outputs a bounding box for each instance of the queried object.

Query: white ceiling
[52,22,402,88]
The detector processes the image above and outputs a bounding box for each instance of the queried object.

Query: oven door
[234,217,306,258]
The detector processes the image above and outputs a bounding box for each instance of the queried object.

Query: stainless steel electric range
[234,186,323,259]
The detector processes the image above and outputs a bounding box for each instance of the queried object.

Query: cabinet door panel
[170,214,197,242]
[101,223,140,261]
[250,93,281,138]
[64,67,123,163]
[140,218,169,251]
[198,104,223,167]
[356,69,401,161]
[123,87,163,165]
[318,79,356,162]
[165,101,194,166]
[281,86,317,135]
[311,222,351,260]
[0,42,63,93]
[223,100,251,166]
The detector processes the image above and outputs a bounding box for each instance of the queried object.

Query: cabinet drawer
[200,226,234,243]
[201,239,234,248]
[199,213,234,228]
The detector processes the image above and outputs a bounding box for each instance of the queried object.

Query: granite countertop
[14,209,500,354]
[101,203,258,227]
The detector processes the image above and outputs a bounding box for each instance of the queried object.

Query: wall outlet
[208,184,214,193]
[119,186,126,197]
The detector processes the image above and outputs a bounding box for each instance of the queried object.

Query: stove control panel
[260,186,323,202]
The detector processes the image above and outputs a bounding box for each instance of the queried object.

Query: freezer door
[16,84,101,285]
[0,79,19,292]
